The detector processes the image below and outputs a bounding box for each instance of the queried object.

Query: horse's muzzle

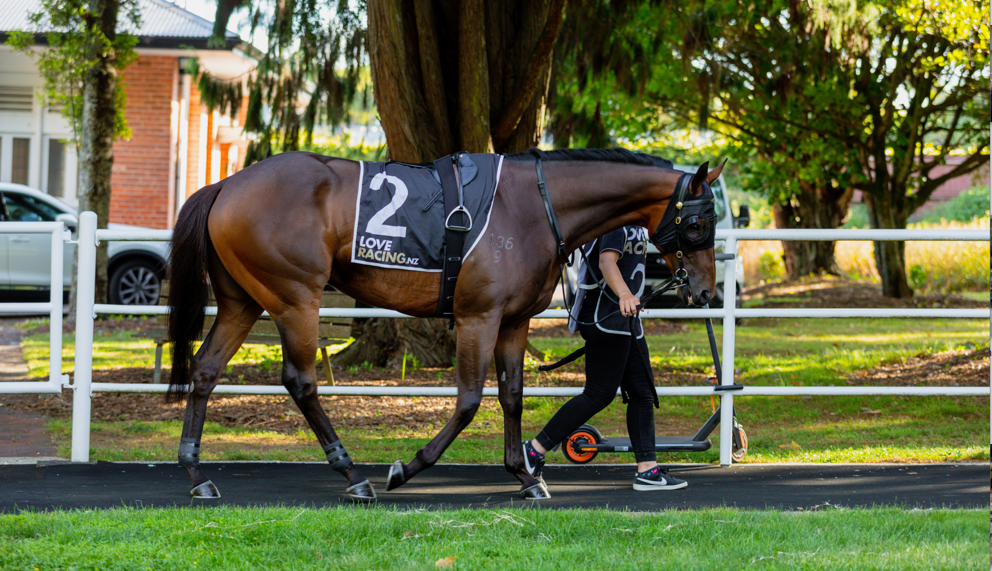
[694,288,711,307]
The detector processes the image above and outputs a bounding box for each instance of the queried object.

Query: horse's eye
[685,217,707,240]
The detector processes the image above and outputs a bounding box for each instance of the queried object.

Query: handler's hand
[618,292,641,317]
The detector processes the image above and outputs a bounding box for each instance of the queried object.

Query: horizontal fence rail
[4,214,987,465]
[87,383,987,397]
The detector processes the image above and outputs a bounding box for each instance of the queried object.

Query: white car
[0,182,169,306]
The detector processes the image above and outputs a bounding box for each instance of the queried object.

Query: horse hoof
[386,460,406,491]
[520,481,551,500]
[190,480,220,498]
[346,480,377,503]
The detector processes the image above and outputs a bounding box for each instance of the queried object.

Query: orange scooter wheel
[563,424,602,464]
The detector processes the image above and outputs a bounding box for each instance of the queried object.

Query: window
[11,137,29,185]
[47,139,65,197]
[3,192,63,222]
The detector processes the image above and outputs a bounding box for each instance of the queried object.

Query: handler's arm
[599,250,640,317]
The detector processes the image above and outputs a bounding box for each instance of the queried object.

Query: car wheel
[109,259,162,306]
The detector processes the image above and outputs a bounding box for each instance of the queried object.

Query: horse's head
[649,160,726,306]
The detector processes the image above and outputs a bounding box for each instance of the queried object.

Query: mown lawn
[1,506,986,570]
[23,316,991,464]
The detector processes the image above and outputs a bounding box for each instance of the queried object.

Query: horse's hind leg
[494,321,549,499]
[385,315,499,491]
[270,305,376,502]
[179,269,263,497]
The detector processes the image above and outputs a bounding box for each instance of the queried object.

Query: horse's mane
[505,147,674,170]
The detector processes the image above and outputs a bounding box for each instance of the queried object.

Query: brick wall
[109,54,177,229]
[186,80,204,199]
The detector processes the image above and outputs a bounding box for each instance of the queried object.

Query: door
[2,192,74,290]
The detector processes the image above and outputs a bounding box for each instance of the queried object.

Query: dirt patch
[847,347,990,387]
[743,276,987,309]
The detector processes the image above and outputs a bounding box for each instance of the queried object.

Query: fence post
[71,212,97,462]
[719,236,738,466]
[49,223,65,391]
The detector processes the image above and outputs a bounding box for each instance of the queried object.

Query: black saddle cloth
[351,154,502,272]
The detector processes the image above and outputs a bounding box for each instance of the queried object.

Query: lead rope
[537,275,686,373]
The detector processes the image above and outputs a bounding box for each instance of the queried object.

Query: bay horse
[167,148,723,501]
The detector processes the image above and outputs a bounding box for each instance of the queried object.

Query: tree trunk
[341,0,564,369]
[68,0,119,324]
[863,190,913,298]
[771,182,853,279]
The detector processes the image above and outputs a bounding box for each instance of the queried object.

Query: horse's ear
[690,161,710,194]
[706,159,728,185]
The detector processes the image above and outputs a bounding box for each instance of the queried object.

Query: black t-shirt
[570,226,648,338]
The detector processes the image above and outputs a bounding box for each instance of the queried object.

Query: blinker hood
[650,172,718,256]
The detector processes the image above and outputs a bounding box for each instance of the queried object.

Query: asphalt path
[1,461,987,512]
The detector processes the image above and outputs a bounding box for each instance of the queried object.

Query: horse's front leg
[494,320,550,499]
[386,314,499,490]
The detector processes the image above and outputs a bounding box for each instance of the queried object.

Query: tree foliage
[549,0,989,295]
[197,0,367,165]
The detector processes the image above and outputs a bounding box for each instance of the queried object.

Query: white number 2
[365,173,408,238]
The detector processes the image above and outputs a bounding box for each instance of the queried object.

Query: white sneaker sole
[633,481,688,491]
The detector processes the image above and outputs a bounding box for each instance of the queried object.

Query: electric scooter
[545,317,748,464]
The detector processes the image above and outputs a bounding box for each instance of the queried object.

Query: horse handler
[523,225,688,492]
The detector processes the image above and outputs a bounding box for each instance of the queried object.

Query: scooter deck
[576,436,712,453]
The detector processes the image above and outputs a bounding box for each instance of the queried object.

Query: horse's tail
[166,181,224,403]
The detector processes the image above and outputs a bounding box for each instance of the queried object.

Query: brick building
[0,0,253,229]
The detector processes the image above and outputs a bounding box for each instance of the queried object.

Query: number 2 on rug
[366,173,409,238]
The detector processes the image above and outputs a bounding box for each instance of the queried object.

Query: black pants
[536,323,657,463]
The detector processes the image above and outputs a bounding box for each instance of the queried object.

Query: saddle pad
[351,154,503,272]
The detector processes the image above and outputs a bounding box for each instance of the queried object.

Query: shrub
[910,187,990,224]
[757,250,786,282]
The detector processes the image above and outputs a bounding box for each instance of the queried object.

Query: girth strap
[434,152,470,328]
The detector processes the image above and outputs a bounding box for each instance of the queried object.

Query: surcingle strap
[435,152,471,329]
[178,437,200,468]
[323,440,352,470]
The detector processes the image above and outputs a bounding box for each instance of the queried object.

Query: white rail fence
[2,212,989,466]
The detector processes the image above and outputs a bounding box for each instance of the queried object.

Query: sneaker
[522,440,545,479]
[633,467,688,491]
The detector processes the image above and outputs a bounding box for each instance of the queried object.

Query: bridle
[648,171,718,281]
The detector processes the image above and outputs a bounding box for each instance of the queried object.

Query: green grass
[957,291,990,302]
[0,506,986,570]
